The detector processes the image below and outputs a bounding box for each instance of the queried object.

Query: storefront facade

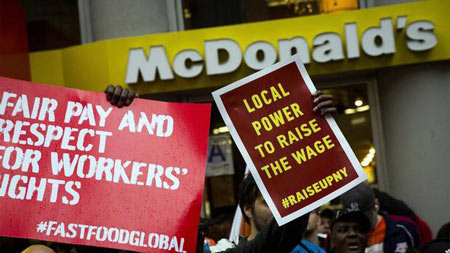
[27,0,450,235]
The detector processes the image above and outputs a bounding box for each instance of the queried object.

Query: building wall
[377,61,450,235]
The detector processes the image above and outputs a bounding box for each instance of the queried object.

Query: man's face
[331,220,368,253]
[250,195,273,232]
[318,216,331,233]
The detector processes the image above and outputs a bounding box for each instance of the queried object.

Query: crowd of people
[2,86,449,253]
[203,174,449,253]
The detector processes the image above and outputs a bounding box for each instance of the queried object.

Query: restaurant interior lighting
[345,105,370,115]
[213,126,229,135]
[361,147,376,167]
[356,105,370,112]
[344,108,356,114]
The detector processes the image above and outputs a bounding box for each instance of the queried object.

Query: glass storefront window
[182,0,359,30]
[19,0,81,52]
[320,83,377,185]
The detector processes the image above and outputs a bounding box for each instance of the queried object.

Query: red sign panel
[212,56,367,225]
[0,77,211,252]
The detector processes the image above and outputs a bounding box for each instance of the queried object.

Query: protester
[419,239,450,253]
[341,183,417,253]
[209,173,309,252]
[318,209,334,234]
[22,244,55,253]
[317,208,334,251]
[329,205,371,253]
[237,174,273,243]
[437,222,450,239]
[291,209,326,253]
[374,188,431,244]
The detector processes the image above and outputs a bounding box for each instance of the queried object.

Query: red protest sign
[212,56,367,225]
[0,77,211,252]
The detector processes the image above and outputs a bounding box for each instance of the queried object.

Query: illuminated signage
[125,17,437,84]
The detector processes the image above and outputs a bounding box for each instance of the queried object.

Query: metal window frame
[317,77,390,191]
[78,0,93,44]
[166,0,185,31]
[359,0,375,8]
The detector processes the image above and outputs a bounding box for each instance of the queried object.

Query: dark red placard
[213,57,366,225]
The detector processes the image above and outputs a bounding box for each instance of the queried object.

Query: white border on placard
[212,54,367,226]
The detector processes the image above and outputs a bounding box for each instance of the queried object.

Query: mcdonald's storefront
[29,0,450,235]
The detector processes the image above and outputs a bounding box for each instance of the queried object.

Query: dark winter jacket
[381,212,417,253]
[207,213,308,253]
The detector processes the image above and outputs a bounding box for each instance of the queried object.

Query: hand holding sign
[104,84,138,107]
[312,91,336,115]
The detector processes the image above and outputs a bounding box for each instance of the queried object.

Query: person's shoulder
[388,214,419,237]
[300,240,326,253]
[209,238,236,253]
[381,213,417,249]
[381,212,400,231]
[383,213,415,235]
[290,244,303,253]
